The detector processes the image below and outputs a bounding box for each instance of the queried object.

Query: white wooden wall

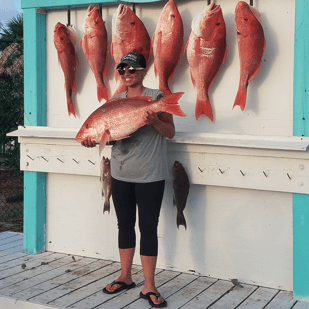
[44,0,295,291]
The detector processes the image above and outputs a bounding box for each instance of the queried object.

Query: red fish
[233,1,266,111]
[100,156,112,214]
[80,5,109,102]
[186,2,226,121]
[152,0,183,95]
[75,92,186,154]
[111,4,151,96]
[54,22,78,117]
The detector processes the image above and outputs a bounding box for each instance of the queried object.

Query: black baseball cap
[116,52,146,69]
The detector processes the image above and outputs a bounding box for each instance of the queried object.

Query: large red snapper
[152,0,183,95]
[80,5,109,102]
[54,22,78,117]
[233,1,266,111]
[186,2,226,122]
[111,4,151,96]
[75,92,186,154]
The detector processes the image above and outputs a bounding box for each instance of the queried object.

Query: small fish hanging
[172,161,190,229]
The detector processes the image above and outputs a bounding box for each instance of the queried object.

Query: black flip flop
[102,280,136,294]
[140,291,167,308]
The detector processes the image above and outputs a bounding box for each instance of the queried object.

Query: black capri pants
[111,177,165,257]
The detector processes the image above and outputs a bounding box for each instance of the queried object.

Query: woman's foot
[104,276,134,293]
[141,288,167,307]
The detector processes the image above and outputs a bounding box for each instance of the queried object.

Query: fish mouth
[207,2,221,15]
[118,4,128,19]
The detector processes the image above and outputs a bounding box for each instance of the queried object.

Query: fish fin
[233,84,248,111]
[103,201,110,214]
[99,131,110,156]
[195,97,213,121]
[67,97,76,117]
[190,71,196,88]
[97,84,109,102]
[159,92,186,117]
[177,212,187,229]
[248,39,266,84]
[79,36,83,49]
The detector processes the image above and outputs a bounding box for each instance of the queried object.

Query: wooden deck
[0,232,308,309]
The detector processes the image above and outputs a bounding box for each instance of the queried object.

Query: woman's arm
[144,111,175,139]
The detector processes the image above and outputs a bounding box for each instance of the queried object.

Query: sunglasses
[117,67,144,75]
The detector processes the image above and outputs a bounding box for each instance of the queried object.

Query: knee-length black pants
[111,177,165,257]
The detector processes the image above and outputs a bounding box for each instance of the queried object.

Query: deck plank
[28,259,115,305]
[0,253,68,290]
[208,283,258,309]
[293,300,309,309]
[5,256,96,298]
[68,266,150,309]
[161,276,218,309]
[0,251,27,264]
[0,234,23,246]
[0,232,22,242]
[48,262,124,307]
[0,251,53,272]
[237,286,279,309]
[265,290,297,309]
[12,256,96,301]
[181,279,234,309]
[99,269,179,309]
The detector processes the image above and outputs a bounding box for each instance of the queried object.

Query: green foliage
[0,42,24,178]
[0,15,23,51]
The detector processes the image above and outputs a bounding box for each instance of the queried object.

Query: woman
[82,52,175,308]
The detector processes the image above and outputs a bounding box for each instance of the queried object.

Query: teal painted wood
[293,0,309,301]
[21,0,162,10]
[23,8,47,255]
[23,172,46,255]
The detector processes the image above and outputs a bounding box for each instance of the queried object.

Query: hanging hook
[250,0,253,6]
[207,0,211,5]
[132,3,136,14]
[99,4,102,17]
[67,7,71,27]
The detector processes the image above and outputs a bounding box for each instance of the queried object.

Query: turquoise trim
[23,172,46,254]
[293,0,309,300]
[23,7,47,254]
[21,0,162,10]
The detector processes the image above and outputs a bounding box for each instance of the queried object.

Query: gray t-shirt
[110,88,168,183]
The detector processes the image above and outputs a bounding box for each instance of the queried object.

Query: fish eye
[216,22,220,26]
[131,21,135,25]
[171,14,176,18]
[244,18,248,21]
[85,124,89,128]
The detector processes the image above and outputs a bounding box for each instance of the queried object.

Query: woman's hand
[144,111,159,125]
[81,136,97,148]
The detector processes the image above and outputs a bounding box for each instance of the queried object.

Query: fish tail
[177,211,187,229]
[97,84,109,102]
[160,92,186,117]
[103,201,110,214]
[195,98,213,121]
[67,97,76,117]
[233,84,247,111]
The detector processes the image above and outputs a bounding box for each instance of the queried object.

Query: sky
[0,0,22,26]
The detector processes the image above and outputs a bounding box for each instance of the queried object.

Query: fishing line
[207,0,211,5]
[133,3,136,14]
[67,7,71,27]
[250,0,253,6]
[99,4,102,17]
